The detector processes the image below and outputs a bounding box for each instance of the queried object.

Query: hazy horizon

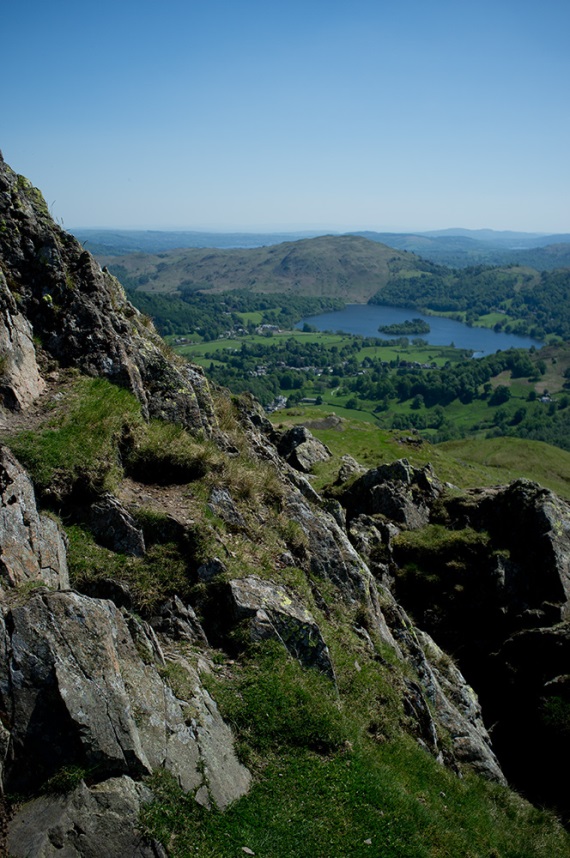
[68,226,557,237]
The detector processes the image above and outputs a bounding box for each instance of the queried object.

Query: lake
[297,304,541,357]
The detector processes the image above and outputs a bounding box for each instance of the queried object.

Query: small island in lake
[378,317,431,335]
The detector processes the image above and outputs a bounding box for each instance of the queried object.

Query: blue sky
[3,0,569,232]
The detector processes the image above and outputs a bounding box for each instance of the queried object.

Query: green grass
[236,310,264,324]
[271,407,570,499]
[65,523,191,610]
[2,377,142,497]
[142,643,570,858]
[358,342,460,366]
[437,436,570,499]
[125,419,223,484]
[474,312,510,328]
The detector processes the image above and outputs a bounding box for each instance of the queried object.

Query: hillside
[0,155,569,856]
[100,235,428,302]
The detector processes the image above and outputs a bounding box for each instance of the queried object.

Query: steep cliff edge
[0,156,568,856]
[0,154,215,434]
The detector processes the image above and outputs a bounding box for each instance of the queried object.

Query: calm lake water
[297,304,542,357]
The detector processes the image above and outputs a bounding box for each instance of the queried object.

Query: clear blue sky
[3,0,569,232]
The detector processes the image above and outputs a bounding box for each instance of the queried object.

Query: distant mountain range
[352,231,570,269]
[71,229,325,256]
[74,227,570,270]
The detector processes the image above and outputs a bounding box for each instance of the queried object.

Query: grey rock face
[0,590,250,806]
[149,595,209,645]
[336,454,366,484]
[383,597,505,783]
[284,495,401,654]
[6,776,166,858]
[0,270,45,417]
[228,576,335,680]
[0,445,68,592]
[416,631,505,783]
[197,556,227,583]
[208,487,247,530]
[443,479,570,620]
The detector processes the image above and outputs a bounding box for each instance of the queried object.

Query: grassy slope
[142,637,570,858]
[271,407,570,499]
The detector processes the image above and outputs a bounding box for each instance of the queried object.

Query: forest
[127,288,344,339]
[371,264,570,341]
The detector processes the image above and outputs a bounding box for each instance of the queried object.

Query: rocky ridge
[0,155,568,853]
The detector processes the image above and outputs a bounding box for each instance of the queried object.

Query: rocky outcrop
[378,476,570,818]
[0,441,250,851]
[0,590,250,806]
[379,588,505,783]
[274,425,332,473]
[414,630,505,783]
[6,776,166,858]
[338,458,443,530]
[0,155,217,435]
[228,576,335,680]
[86,493,146,557]
[0,270,45,417]
[0,445,68,593]
[149,595,209,646]
[443,479,570,621]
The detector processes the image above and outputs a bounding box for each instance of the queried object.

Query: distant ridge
[71,228,330,256]
[353,230,570,269]
[77,227,570,270]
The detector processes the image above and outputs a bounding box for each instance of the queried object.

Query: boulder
[228,576,335,680]
[339,459,443,530]
[196,556,227,583]
[275,426,332,473]
[87,493,146,557]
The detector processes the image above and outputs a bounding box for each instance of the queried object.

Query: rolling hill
[101,235,437,302]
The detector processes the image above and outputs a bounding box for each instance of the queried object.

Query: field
[270,407,570,500]
[170,321,570,454]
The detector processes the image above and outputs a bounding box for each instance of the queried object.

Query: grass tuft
[3,377,141,499]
